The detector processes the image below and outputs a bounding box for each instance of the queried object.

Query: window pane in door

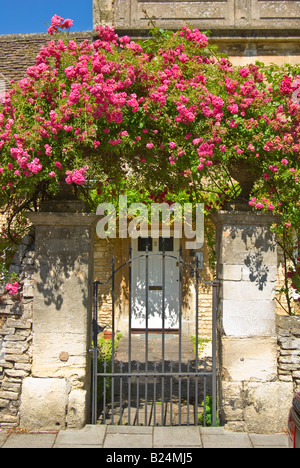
[159,237,174,252]
[138,237,153,252]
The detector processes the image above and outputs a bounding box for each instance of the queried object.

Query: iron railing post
[111,255,115,424]
[92,281,98,425]
[212,280,219,427]
[128,245,132,425]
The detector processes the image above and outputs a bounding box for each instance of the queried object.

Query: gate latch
[93,320,109,335]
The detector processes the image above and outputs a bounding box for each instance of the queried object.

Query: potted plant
[103,328,113,340]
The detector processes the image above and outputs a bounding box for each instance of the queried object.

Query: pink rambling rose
[65,169,86,186]
[72,170,86,185]
[5,282,19,295]
[239,68,250,78]
[62,19,73,29]
[227,104,239,114]
[119,35,130,45]
[48,15,73,35]
[45,144,52,156]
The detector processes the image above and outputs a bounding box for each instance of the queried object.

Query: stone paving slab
[0,431,8,447]
[200,429,252,449]
[2,433,57,449]
[106,425,153,434]
[104,425,153,449]
[248,433,288,448]
[104,433,153,449]
[54,425,106,448]
[0,425,289,449]
[153,426,201,448]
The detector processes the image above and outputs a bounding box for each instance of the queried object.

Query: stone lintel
[211,210,280,227]
[26,212,99,227]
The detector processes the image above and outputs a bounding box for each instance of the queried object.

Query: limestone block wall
[17,212,96,431]
[0,231,35,428]
[94,0,300,31]
[276,246,300,317]
[0,31,93,86]
[94,237,114,328]
[212,211,294,433]
[277,316,300,392]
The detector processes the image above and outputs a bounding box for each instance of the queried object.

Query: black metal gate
[91,242,218,427]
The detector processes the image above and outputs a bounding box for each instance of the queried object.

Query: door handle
[149,286,163,291]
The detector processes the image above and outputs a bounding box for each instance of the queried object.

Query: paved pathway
[0,425,289,449]
[115,333,196,363]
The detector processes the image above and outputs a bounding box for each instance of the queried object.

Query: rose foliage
[0,15,299,309]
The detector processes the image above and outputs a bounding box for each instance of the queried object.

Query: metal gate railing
[91,243,219,427]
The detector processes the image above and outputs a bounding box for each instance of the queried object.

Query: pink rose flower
[5,282,19,295]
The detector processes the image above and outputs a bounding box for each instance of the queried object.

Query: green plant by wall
[190,335,211,357]
[97,333,123,402]
[198,396,219,427]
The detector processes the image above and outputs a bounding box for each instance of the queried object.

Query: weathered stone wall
[94,237,114,328]
[277,315,300,392]
[94,0,300,31]
[0,31,93,86]
[0,231,35,428]
[93,0,300,66]
[276,246,300,317]
[18,212,96,431]
[212,210,293,434]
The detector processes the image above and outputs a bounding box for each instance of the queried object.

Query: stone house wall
[0,231,35,428]
[276,246,300,317]
[93,0,300,67]
[0,31,93,86]
[277,315,300,392]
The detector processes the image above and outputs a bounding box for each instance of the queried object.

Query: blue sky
[0,0,93,35]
